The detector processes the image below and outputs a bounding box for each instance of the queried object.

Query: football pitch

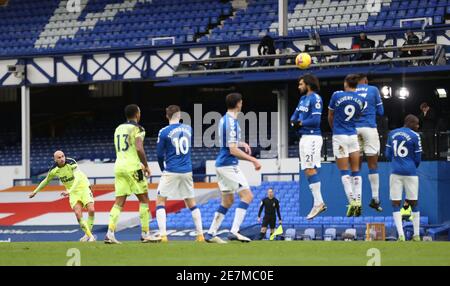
[1,241,450,266]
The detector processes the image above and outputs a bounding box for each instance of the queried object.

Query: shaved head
[54,150,66,167]
[404,114,420,131]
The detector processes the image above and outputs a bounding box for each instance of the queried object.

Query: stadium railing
[174,43,445,76]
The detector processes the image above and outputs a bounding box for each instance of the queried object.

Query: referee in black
[257,188,282,240]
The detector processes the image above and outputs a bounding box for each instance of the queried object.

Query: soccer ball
[295,52,312,69]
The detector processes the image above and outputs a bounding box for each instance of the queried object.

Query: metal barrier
[174,44,443,76]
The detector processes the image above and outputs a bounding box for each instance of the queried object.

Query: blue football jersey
[156,123,192,173]
[328,90,366,135]
[385,127,422,176]
[290,92,322,135]
[355,84,384,128]
[216,113,240,167]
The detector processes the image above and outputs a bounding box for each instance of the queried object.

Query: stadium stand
[1,0,449,56]
[204,0,450,41]
[0,0,232,56]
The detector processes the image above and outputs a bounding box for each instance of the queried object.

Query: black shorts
[262,216,276,229]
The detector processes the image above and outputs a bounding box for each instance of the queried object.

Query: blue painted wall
[298,161,450,224]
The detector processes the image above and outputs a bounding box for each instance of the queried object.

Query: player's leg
[184,198,204,242]
[365,128,382,211]
[205,167,234,243]
[333,135,354,215]
[228,188,253,242]
[132,168,152,241]
[205,192,233,243]
[136,192,152,241]
[302,136,326,220]
[153,194,168,242]
[179,172,204,241]
[105,172,131,244]
[390,174,405,241]
[349,150,362,216]
[73,202,94,241]
[78,188,95,242]
[349,135,362,216]
[105,195,127,244]
[405,176,420,241]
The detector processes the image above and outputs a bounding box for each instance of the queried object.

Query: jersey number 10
[173,137,189,155]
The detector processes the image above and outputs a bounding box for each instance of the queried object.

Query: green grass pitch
[1,241,450,266]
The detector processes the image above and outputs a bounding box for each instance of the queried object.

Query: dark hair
[225,93,242,109]
[299,73,320,92]
[345,74,360,89]
[166,105,181,120]
[404,114,419,127]
[124,104,140,119]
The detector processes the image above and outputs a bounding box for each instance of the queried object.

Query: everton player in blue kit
[290,74,326,220]
[355,74,384,212]
[385,115,422,241]
[205,93,262,243]
[328,74,366,217]
[153,105,204,243]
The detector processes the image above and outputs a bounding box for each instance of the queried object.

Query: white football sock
[352,176,362,203]
[310,182,324,206]
[156,207,167,236]
[341,175,353,203]
[368,173,380,201]
[230,208,247,234]
[191,208,203,235]
[393,211,404,237]
[208,212,225,236]
[412,211,420,236]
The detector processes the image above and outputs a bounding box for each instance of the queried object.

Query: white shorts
[299,135,323,170]
[157,171,194,200]
[332,135,360,159]
[356,127,380,155]
[216,165,250,193]
[389,174,419,201]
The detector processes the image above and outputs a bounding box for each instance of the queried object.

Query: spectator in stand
[352,33,376,61]
[418,102,437,159]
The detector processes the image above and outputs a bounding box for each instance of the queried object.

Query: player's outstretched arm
[229,143,261,171]
[136,136,151,177]
[29,172,55,198]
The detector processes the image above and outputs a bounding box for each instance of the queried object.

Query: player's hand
[143,166,151,177]
[60,191,69,197]
[28,192,36,199]
[253,159,262,171]
[241,142,252,155]
[257,217,261,223]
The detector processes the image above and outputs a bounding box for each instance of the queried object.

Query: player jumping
[385,115,422,241]
[205,93,261,243]
[328,74,366,217]
[290,74,327,219]
[105,104,156,244]
[153,105,204,243]
[355,74,384,212]
[29,151,96,242]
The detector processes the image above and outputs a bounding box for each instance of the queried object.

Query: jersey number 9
[344,105,356,121]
